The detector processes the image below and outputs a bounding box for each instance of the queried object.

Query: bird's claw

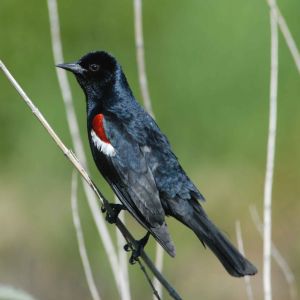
[129,250,140,264]
[101,205,106,213]
[128,232,151,265]
[124,244,131,252]
[104,203,125,224]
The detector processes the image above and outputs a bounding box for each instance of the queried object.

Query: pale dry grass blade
[114,195,131,300]
[250,206,297,300]
[0,285,37,300]
[133,1,164,298]
[263,4,279,300]
[153,245,164,300]
[0,60,182,300]
[235,221,254,300]
[266,0,300,74]
[47,0,86,165]
[46,0,129,297]
[71,172,101,300]
[133,0,154,117]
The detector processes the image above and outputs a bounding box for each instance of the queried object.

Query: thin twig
[71,172,101,300]
[263,4,278,300]
[133,0,154,117]
[250,206,297,300]
[266,0,300,74]
[117,240,161,300]
[136,259,161,300]
[46,0,129,298]
[235,221,254,300]
[0,61,183,300]
[133,2,165,298]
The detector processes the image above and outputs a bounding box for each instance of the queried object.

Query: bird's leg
[126,232,151,264]
[102,203,126,224]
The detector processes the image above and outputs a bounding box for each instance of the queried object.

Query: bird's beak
[56,62,85,75]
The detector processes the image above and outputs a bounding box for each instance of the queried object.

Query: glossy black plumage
[57,51,257,277]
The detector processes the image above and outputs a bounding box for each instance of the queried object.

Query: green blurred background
[1,0,299,299]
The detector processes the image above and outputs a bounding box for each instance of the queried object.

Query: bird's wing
[104,96,204,201]
[103,118,165,227]
[89,115,175,256]
[130,112,205,202]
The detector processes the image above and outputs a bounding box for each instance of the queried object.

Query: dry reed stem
[0,285,37,300]
[0,60,182,300]
[250,206,297,300]
[133,1,165,298]
[263,4,279,300]
[235,221,254,300]
[71,172,101,300]
[114,195,131,300]
[266,0,300,74]
[46,0,130,298]
[133,0,154,118]
[153,246,164,300]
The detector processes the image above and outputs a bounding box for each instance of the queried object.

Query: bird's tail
[151,222,176,257]
[170,198,257,277]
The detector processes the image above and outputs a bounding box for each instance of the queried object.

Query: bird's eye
[89,64,100,72]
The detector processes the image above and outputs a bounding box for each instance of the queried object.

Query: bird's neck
[86,99,99,117]
[86,68,134,121]
[85,80,114,116]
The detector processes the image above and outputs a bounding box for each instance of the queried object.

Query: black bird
[57,51,257,277]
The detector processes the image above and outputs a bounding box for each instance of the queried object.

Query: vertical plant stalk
[266,0,300,74]
[0,61,183,300]
[114,195,131,300]
[235,221,254,300]
[153,246,164,300]
[250,206,297,300]
[71,172,101,300]
[263,1,300,299]
[47,0,86,165]
[46,0,129,298]
[263,5,278,300]
[133,0,164,298]
[133,0,154,117]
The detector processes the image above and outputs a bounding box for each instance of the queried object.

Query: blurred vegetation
[0,0,300,299]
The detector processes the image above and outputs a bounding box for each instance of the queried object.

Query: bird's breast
[91,114,116,157]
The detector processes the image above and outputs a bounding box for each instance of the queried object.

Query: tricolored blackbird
[57,51,257,277]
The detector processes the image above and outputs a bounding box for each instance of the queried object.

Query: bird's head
[57,51,119,98]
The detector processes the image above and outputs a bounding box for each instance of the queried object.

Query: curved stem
[0,61,183,300]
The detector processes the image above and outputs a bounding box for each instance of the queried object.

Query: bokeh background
[1,0,299,299]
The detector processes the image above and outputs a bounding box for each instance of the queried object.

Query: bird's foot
[124,232,151,264]
[102,203,126,224]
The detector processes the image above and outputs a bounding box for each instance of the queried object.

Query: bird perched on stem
[57,51,257,277]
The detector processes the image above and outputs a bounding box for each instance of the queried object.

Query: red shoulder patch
[92,114,110,144]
